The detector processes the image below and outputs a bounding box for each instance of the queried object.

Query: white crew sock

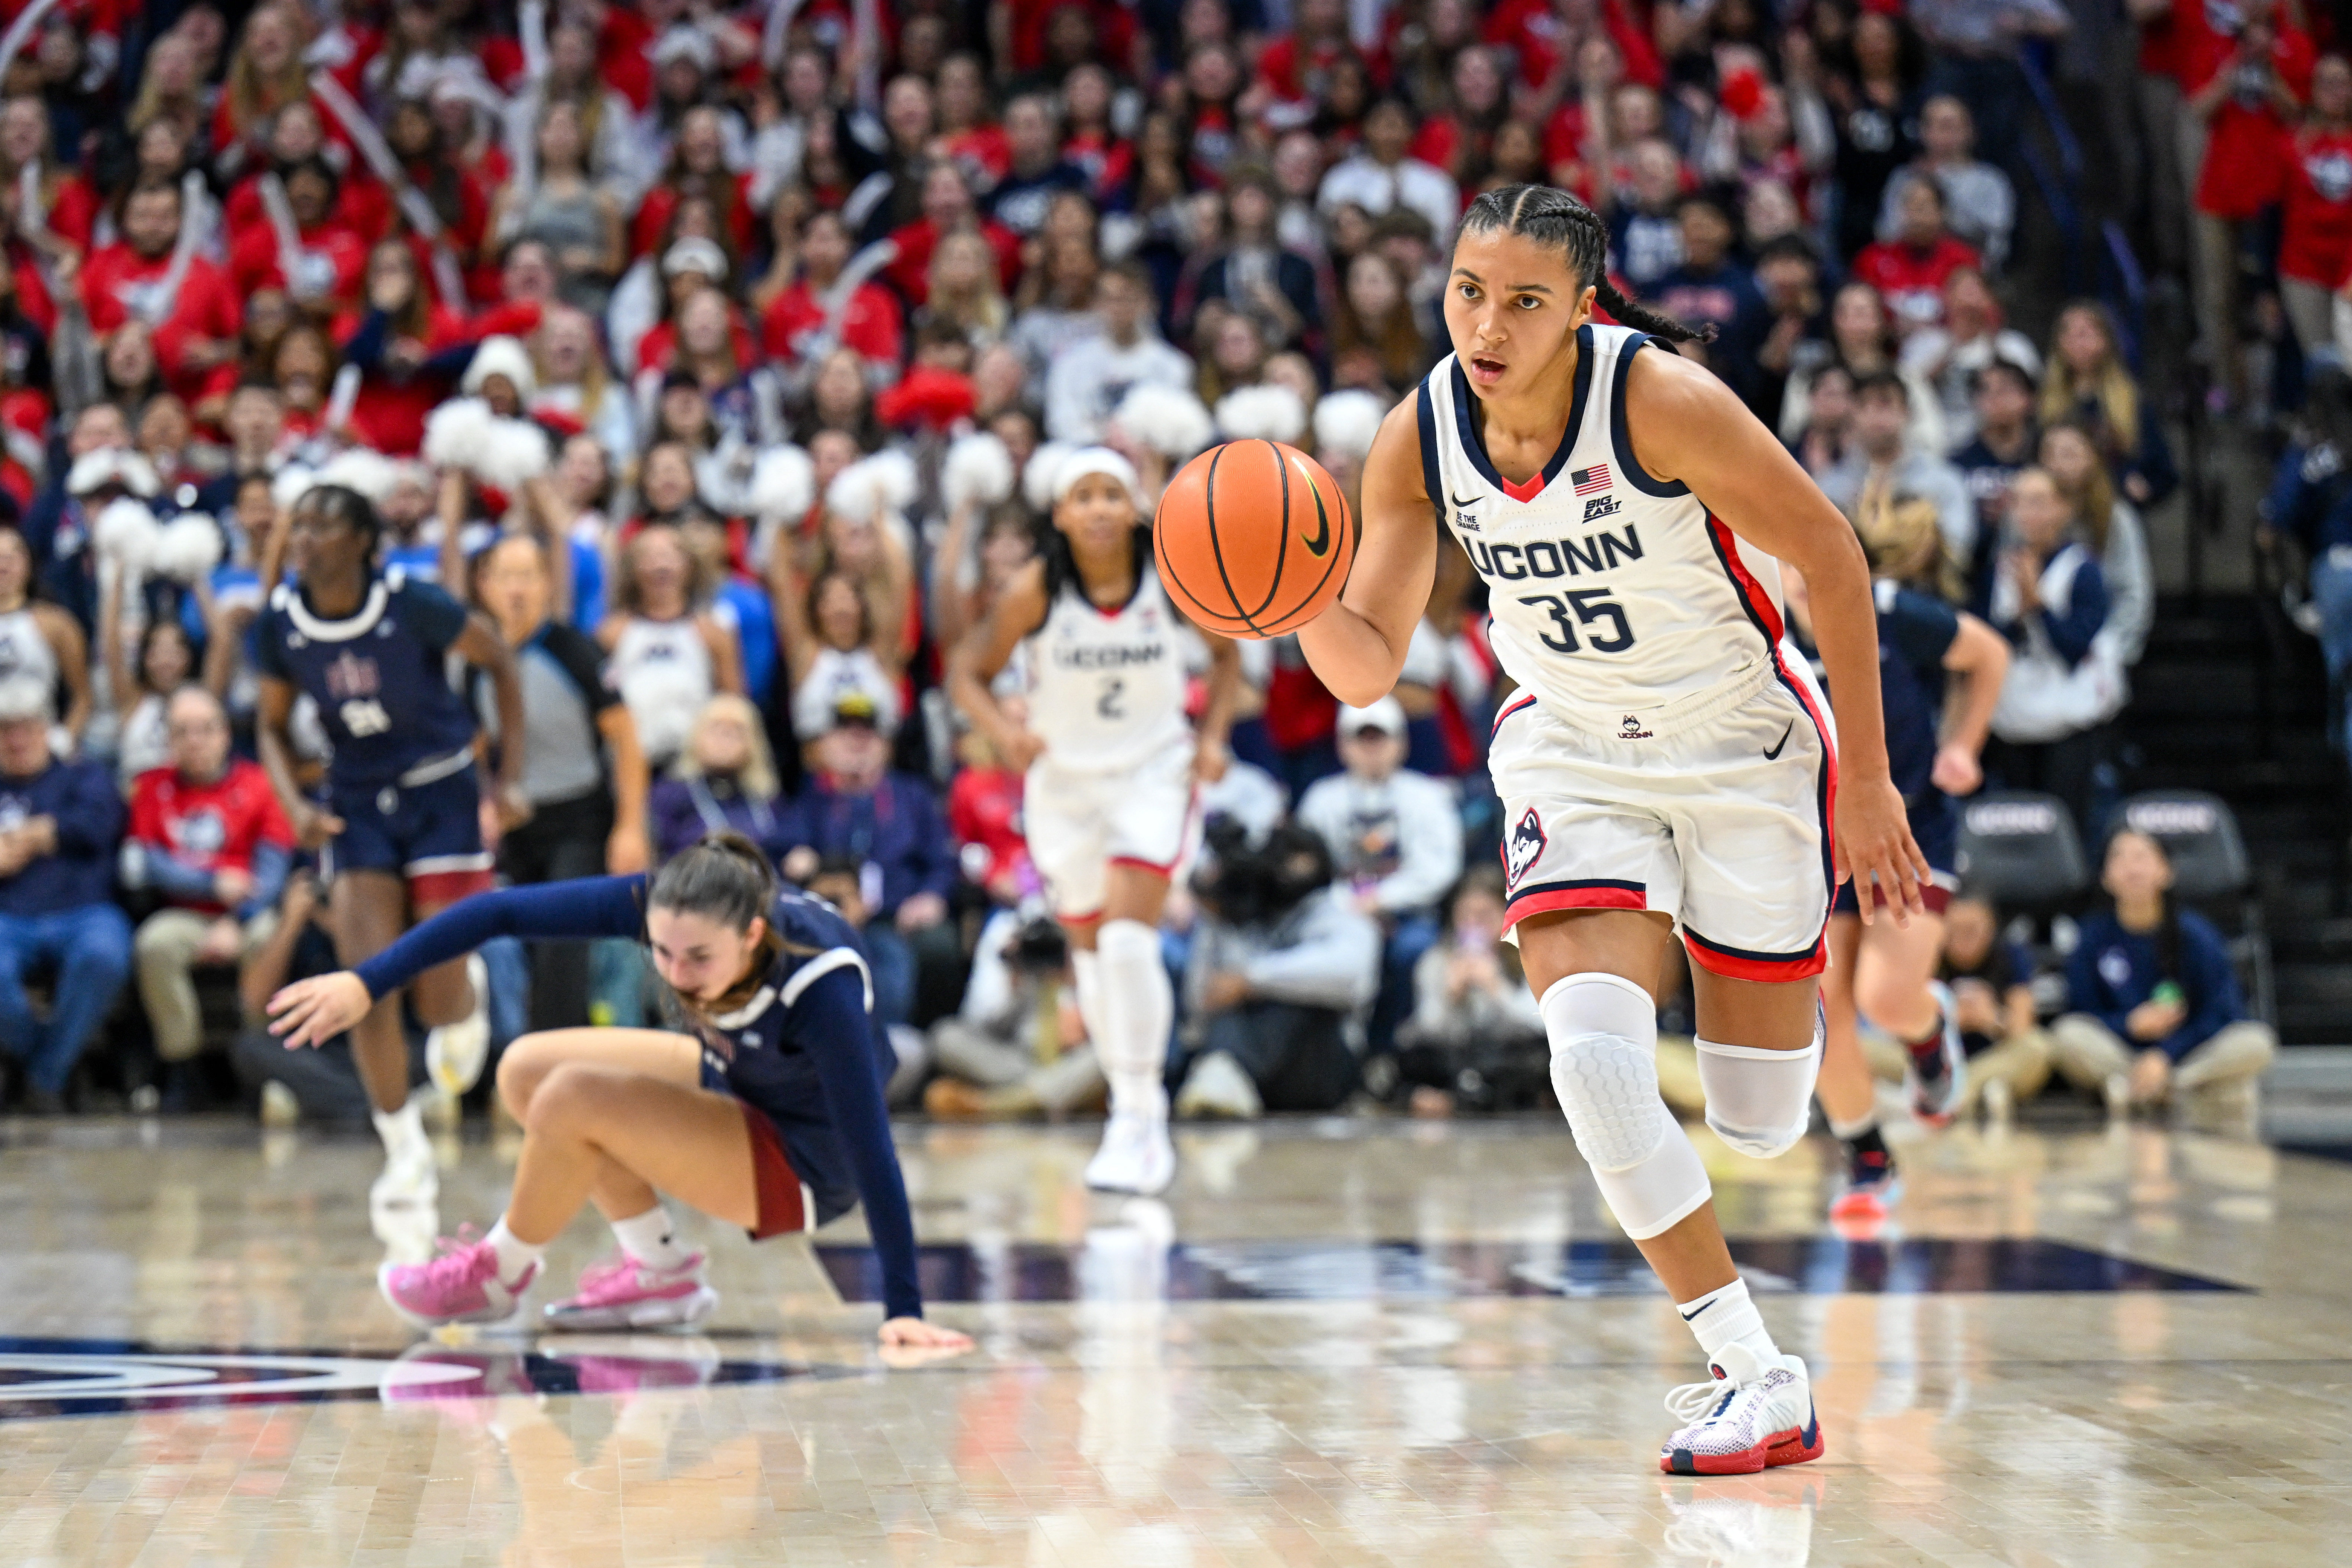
[1827,1109,1878,1142]
[373,1099,426,1156]
[1675,1277,1781,1365]
[1071,947,1110,1052]
[484,1217,545,1284]
[1094,919,1172,1119]
[610,1205,692,1270]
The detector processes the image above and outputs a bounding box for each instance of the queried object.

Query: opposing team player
[1800,497,2010,1223]
[254,484,528,1206]
[266,832,971,1351]
[948,447,1241,1196]
[1299,185,1928,1474]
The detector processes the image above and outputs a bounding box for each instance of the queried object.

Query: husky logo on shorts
[1504,808,1547,891]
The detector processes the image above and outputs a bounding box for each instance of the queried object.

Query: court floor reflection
[0,1115,2337,1565]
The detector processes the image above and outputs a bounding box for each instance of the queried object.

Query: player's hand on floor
[1834,776,1930,928]
[877,1316,974,1364]
[268,971,373,1049]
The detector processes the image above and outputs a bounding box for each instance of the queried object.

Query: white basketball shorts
[1488,656,1838,981]
[1025,735,1196,922]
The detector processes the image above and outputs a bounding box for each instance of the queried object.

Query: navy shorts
[1833,796,1959,918]
[319,756,495,906]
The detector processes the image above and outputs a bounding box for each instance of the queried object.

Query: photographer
[921,910,1106,1121]
[1174,822,1380,1119]
[1392,867,1550,1117]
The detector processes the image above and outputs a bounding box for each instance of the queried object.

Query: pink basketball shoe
[377,1226,539,1330]
[541,1252,718,1331]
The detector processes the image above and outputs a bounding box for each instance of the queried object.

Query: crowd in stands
[0,0,2302,1128]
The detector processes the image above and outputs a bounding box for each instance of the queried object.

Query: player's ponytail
[648,830,783,1023]
[1455,184,1716,346]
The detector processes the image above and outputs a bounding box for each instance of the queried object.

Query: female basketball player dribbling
[1300,186,1928,1474]
[949,447,1242,1195]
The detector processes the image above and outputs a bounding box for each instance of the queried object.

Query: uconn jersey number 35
[1420,324,1840,980]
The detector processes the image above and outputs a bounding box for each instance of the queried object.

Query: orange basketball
[1152,439,1358,641]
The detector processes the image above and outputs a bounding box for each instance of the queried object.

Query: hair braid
[1457,183,1716,345]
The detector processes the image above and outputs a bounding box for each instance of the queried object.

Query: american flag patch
[1572,464,1613,496]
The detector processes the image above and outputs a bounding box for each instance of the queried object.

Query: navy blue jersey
[254,569,479,786]
[350,874,922,1321]
[1873,579,1960,805]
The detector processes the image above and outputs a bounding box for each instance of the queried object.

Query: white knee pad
[1697,1013,1824,1159]
[1094,919,1172,1100]
[1541,973,1713,1240]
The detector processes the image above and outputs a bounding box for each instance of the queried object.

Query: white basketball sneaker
[1903,980,1967,1125]
[1085,1105,1176,1195]
[370,1122,440,1209]
[1659,1342,1825,1476]
[427,954,493,1099]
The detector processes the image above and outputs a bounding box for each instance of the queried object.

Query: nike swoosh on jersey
[1450,493,1481,508]
[1763,721,1795,761]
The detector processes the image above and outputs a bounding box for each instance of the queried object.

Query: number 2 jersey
[254,567,481,786]
[1419,323,1798,728]
[1022,556,1191,774]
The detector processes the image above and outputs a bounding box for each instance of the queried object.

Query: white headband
[1052,446,1140,504]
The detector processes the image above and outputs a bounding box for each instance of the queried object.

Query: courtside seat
[1955,791,2091,912]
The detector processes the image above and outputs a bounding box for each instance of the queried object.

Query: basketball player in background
[254,484,529,1207]
[948,447,1243,1196]
[1297,185,1927,1474]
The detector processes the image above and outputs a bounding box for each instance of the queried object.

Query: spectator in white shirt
[1295,698,1463,1056]
[1042,262,1195,442]
[1316,97,1460,244]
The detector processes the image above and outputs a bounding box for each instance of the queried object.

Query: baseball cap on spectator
[830,689,889,734]
[66,448,159,498]
[663,237,729,283]
[1337,697,1408,740]
[0,674,47,724]
[650,26,716,72]
[1052,446,1139,505]
[461,336,537,401]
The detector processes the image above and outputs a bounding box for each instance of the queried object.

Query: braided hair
[1455,184,1715,345]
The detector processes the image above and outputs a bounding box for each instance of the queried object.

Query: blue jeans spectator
[863,921,915,1029]
[2311,549,2352,753]
[0,905,134,1095]
[1370,911,1445,1057]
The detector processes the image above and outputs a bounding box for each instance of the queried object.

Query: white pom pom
[313,448,400,505]
[1215,385,1309,445]
[422,396,494,474]
[826,450,921,522]
[1023,441,1074,512]
[750,444,815,520]
[93,497,161,571]
[475,418,553,492]
[149,515,224,583]
[942,432,1015,512]
[270,464,317,511]
[1112,383,1214,459]
[1312,389,1387,463]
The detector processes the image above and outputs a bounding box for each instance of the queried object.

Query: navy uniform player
[1798,496,2009,1223]
[1296,185,1931,1474]
[265,831,973,1353]
[253,484,528,1207]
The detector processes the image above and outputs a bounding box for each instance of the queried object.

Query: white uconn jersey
[1025,567,1190,773]
[1420,324,1792,729]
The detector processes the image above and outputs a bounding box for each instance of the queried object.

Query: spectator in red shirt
[1483,0,1665,97]
[936,55,1010,193]
[227,158,372,321]
[631,106,757,263]
[1851,177,1982,337]
[887,163,1024,307]
[80,181,242,406]
[1060,62,1133,200]
[123,686,295,1108]
[0,97,93,256]
[1255,0,1389,132]
[221,101,392,252]
[2281,55,2352,362]
[763,209,905,380]
[2187,0,2311,401]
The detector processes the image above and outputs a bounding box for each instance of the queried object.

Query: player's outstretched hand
[877,1316,974,1364]
[1833,775,1930,928]
[268,971,373,1049]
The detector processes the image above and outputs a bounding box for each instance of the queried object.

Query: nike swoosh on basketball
[1300,486,1332,556]
[1763,721,1795,761]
